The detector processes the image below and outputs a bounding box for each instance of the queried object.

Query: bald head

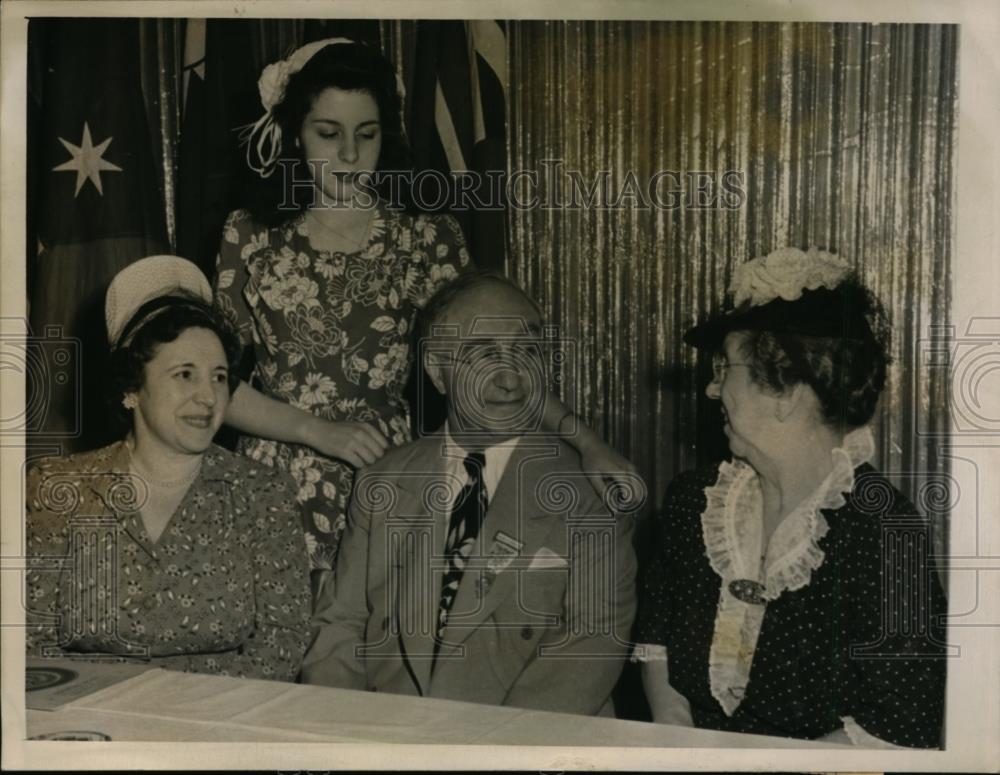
[419,272,547,440]
[418,271,543,343]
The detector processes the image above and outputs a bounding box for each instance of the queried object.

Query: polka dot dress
[635,463,947,748]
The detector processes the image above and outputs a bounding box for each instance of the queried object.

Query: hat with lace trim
[684,246,877,349]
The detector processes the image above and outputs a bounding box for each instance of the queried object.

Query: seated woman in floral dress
[25,255,312,681]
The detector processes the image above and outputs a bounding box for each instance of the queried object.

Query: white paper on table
[70,668,301,723]
[26,658,157,711]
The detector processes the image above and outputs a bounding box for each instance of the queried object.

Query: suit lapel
[393,435,460,691]
[441,441,563,647]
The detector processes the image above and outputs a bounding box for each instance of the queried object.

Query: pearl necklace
[125,440,201,489]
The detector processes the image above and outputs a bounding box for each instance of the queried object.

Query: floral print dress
[25,442,313,681]
[214,205,471,570]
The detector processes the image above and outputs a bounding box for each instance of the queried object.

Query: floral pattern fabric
[214,205,471,570]
[25,442,312,681]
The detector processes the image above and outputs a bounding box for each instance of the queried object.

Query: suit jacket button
[520,626,533,640]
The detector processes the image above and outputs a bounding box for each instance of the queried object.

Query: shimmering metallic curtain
[508,22,957,546]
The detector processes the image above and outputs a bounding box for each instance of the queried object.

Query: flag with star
[30,18,168,450]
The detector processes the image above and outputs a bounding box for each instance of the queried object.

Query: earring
[122,394,138,410]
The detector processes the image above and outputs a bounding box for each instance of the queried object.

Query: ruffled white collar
[701,425,876,715]
[702,425,875,599]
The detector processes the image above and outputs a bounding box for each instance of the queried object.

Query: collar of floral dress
[80,441,237,512]
[699,424,876,716]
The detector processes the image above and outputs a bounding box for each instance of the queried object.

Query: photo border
[2,0,998,771]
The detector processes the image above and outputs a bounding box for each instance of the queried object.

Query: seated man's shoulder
[357,435,439,480]
[517,434,582,467]
[352,435,452,495]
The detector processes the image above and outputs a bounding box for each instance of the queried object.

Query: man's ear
[423,349,448,395]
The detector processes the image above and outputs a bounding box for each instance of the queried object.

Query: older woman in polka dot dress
[635,249,946,748]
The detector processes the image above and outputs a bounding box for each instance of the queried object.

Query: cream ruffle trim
[702,426,875,716]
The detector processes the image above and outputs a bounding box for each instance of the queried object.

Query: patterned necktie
[436,452,488,651]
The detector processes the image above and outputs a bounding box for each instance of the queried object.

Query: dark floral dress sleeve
[158,465,313,681]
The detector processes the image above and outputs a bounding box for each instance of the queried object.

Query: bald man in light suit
[301,272,637,715]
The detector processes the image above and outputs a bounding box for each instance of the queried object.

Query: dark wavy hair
[106,297,243,436]
[734,278,891,431]
[248,42,411,225]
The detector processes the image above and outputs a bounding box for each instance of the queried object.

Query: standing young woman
[215,39,638,592]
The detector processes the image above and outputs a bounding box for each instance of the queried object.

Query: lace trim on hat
[701,426,876,716]
[731,246,851,308]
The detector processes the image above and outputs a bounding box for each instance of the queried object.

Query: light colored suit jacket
[301,433,637,715]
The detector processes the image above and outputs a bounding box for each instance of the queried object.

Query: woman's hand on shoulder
[301,418,390,468]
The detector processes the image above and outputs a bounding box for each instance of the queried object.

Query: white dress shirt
[441,423,520,518]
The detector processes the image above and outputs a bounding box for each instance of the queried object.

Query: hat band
[113,297,211,351]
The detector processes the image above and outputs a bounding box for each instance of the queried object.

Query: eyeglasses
[711,354,750,382]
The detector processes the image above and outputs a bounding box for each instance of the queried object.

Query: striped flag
[175,19,267,278]
[405,21,508,437]
[409,20,509,271]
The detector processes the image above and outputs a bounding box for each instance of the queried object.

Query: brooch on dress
[728,579,767,606]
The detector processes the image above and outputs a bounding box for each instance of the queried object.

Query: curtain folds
[507,21,957,551]
[130,19,956,548]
